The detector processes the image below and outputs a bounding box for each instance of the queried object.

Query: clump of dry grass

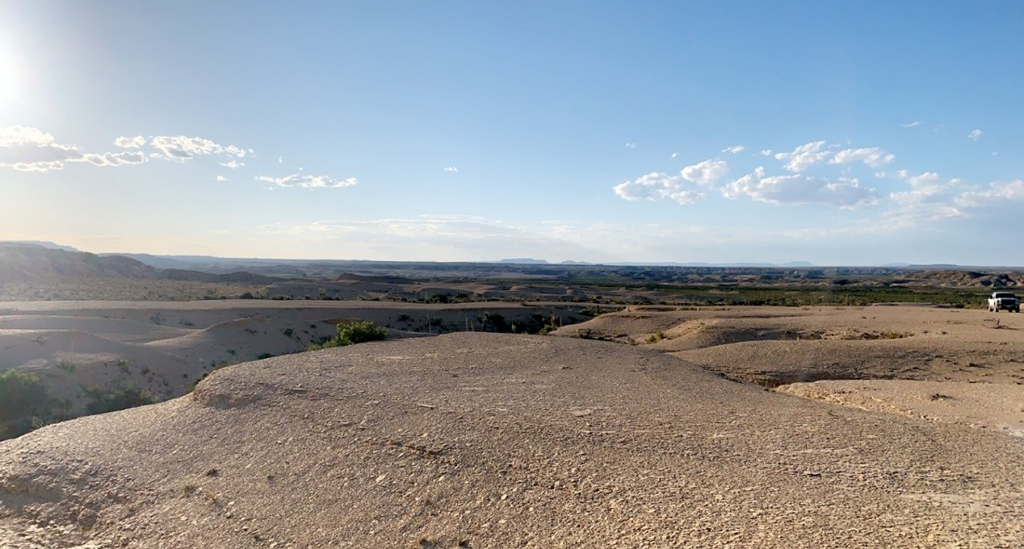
[645,330,665,344]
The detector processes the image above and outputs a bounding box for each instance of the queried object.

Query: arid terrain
[0,299,594,437]
[1,301,1022,547]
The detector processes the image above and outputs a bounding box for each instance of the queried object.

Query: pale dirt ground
[556,304,1024,383]
[0,301,585,417]
[0,305,1022,547]
[778,380,1024,438]
[555,304,1024,440]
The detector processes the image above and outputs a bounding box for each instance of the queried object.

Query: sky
[1,1,1023,265]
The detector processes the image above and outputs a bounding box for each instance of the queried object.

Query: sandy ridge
[2,333,1023,547]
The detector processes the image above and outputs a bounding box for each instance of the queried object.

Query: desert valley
[6,2,1024,546]
[0,243,1022,547]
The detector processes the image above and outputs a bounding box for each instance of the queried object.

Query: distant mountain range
[4,242,1023,282]
[6,240,81,252]
[0,243,279,285]
[498,258,816,267]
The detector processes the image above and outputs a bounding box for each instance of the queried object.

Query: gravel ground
[2,333,1023,548]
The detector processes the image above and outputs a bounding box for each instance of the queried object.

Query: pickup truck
[988,291,1021,312]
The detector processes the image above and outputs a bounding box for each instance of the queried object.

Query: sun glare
[0,49,22,112]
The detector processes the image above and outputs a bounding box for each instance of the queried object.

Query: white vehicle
[988,291,1021,312]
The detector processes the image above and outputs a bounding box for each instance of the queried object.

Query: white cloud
[905,171,942,189]
[2,126,256,173]
[968,129,983,141]
[614,172,679,201]
[150,135,246,162]
[0,126,82,172]
[680,159,729,186]
[830,147,895,168]
[760,149,773,156]
[216,175,228,182]
[901,121,923,128]
[670,152,678,158]
[0,126,147,172]
[612,172,705,205]
[955,179,1024,207]
[721,145,745,155]
[255,174,358,189]
[0,126,58,148]
[625,142,637,149]
[114,135,146,149]
[80,151,148,167]
[277,156,283,164]
[773,141,832,172]
[665,189,703,205]
[774,141,895,172]
[881,176,1024,232]
[879,204,964,230]
[722,166,878,209]
[890,172,944,204]
[881,172,967,229]
[443,166,458,172]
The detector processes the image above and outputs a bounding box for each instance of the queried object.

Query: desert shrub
[84,386,158,415]
[307,340,338,351]
[482,312,509,332]
[309,320,387,350]
[337,320,388,345]
[645,330,666,344]
[0,370,51,423]
[536,314,561,335]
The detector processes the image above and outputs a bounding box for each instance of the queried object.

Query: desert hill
[0,300,593,439]
[0,243,156,283]
[0,243,284,301]
[0,243,280,286]
[554,305,1024,386]
[1,333,1022,548]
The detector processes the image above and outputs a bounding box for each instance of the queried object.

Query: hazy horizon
[2,1,1023,265]
[12,239,1024,269]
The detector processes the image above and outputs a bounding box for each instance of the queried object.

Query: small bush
[337,320,388,345]
[84,386,158,415]
[646,330,666,344]
[309,320,387,351]
[0,370,51,423]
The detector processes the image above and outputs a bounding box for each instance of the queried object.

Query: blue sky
[2,1,1023,265]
